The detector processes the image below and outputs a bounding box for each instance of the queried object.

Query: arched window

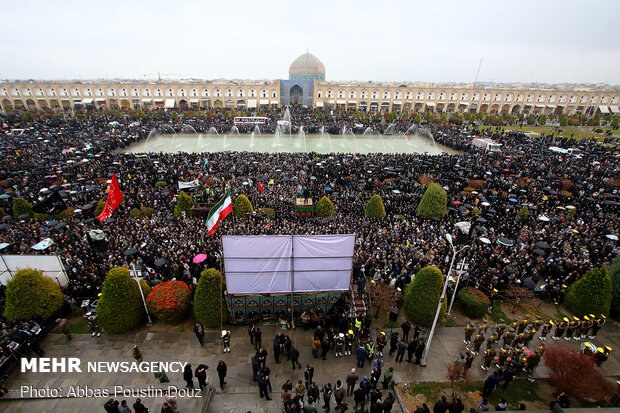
[107,87,117,97]
[382,90,391,99]
[338,90,345,99]
[317,90,323,98]
[225,88,233,97]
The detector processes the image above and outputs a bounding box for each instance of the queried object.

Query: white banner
[32,238,54,250]
[178,179,199,190]
[222,235,354,295]
[0,254,69,287]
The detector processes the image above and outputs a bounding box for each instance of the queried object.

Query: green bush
[610,254,620,317]
[96,267,147,333]
[56,208,75,220]
[315,196,336,217]
[193,268,228,328]
[129,208,142,218]
[564,267,612,317]
[129,206,155,219]
[3,268,64,320]
[12,197,34,219]
[155,181,168,188]
[457,287,490,319]
[233,194,254,218]
[174,190,194,218]
[403,266,446,326]
[146,281,191,323]
[417,183,447,218]
[94,200,106,217]
[259,207,276,218]
[365,195,386,218]
[0,207,6,217]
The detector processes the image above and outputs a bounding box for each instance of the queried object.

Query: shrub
[129,206,155,219]
[404,266,446,326]
[516,205,530,222]
[564,267,611,317]
[544,345,616,402]
[155,181,168,188]
[96,267,147,333]
[94,200,106,217]
[12,197,33,219]
[3,268,64,320]
[56,208,75,220]
[365,195,386,218]
[457,287,490,319]
[417,183,447,218]
[259,207,276,218]
[315,196,336,217]
[233,194,254,218]
[146,281,191,323]
[174,190,193,218]
[194,268,228,328]
[129,208,142,218]
[610,254,620,316]
[34,212,48,221]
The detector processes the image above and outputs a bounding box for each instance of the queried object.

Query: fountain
[297,126,307,152]
[230,126,240,135]
[142,128,158,152]
[253,125,261,136]
[384,123,396,135]
[272,125,282,148]
[207,127,219,135]
[406,124,438,155]
[361,126,385,151]
[282,107,292,135]
[182,124,198,136]
[250,131,255,148]
[342,126,359,153]
[159,125,179,150]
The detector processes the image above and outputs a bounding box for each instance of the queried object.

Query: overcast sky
[2,0,618,85]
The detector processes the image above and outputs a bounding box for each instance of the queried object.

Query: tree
[174,190,194,218]
[315,196,336,217]
[504,285,538,316]
[610,254,620,316]
[544,345,616,402]
[94,200,106,217]
[537,114,547,125]
[364,195,386,218]
[155,181,168,188]
[194,268,228,328]
[3,268,64,320]
[413,114,422,123]
[446,361,469,399]
[12,197,33,219]
[367,281,396,321]
[233,194,254,218]
[96,267,148,333]
[564,267,612,317]
[516,205,530,222]
[508,116,516,125]
[417,183,447,218]
[403,266,446,326]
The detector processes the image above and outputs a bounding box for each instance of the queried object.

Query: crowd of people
[0,108,618,410]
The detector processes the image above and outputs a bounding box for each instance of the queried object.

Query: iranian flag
[206,189,232,235]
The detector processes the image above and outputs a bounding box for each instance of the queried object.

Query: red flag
[97,174,123,222]
[258,182,264,193]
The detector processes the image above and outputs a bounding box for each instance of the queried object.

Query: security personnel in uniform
[503,328,516,348]
[579,316,592,339]
[590,314,606,339]
[539,320,553,341]
[473,333,485,355]
[553,318,568,340]
[463,323,476,344]
[376,332,387,357]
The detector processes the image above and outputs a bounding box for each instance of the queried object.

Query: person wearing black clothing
[290,346,302,369]
[256,348,268,368]
[251,356,260,381]
[414,403,431,413]
[195,364,208,391]
[353,387,366,410]
[104,399,119,413]
[248,323,256,345]
[258,375,271,400]
[389,332,399,355]
[254,328,263,350]
[216,360,227,390]
[304,364,315,387]
[433,395,449,413]
[322,382,333,412]
[501,366,517,389]
[407,338,417,362]
[370,399,383,413]
[413,325,422,340]
[370,388,382,404]
[338,313,348,334]
[396,339,407,363]
[401,321,411,342]
[320,338,330,360]
[274,337,282,363]
[382,392,395,412]
[448,398,464,413]
[193,322,204,346]
[415,339,425,364]
[183,363,193,388]
[260,366,273,392]
[133,398,149,413]
[308,382,320,402]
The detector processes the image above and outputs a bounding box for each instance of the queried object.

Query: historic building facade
[1,53,618,116]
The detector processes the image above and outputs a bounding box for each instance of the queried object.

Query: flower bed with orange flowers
[146,280,191,323]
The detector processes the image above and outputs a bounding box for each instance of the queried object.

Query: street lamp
[132,264,153,325]
[420,233,469,366]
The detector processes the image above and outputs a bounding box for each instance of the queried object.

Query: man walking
[57,318,72,341]
[221,329,231,353]
[193,322,205,346]
[346,368,358,396]
[304,364,315,387]
[395,338,406,363]
[183,363,194,389]
[216,360,227,390]
[258,374,271,400]
[290,346,302,370]
[356,343,368,368]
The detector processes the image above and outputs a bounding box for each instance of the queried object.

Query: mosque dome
[289,52,325,81]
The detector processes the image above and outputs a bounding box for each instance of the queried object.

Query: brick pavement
[0,320,618,413]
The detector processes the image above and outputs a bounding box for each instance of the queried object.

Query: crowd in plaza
[0,106,618,410]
